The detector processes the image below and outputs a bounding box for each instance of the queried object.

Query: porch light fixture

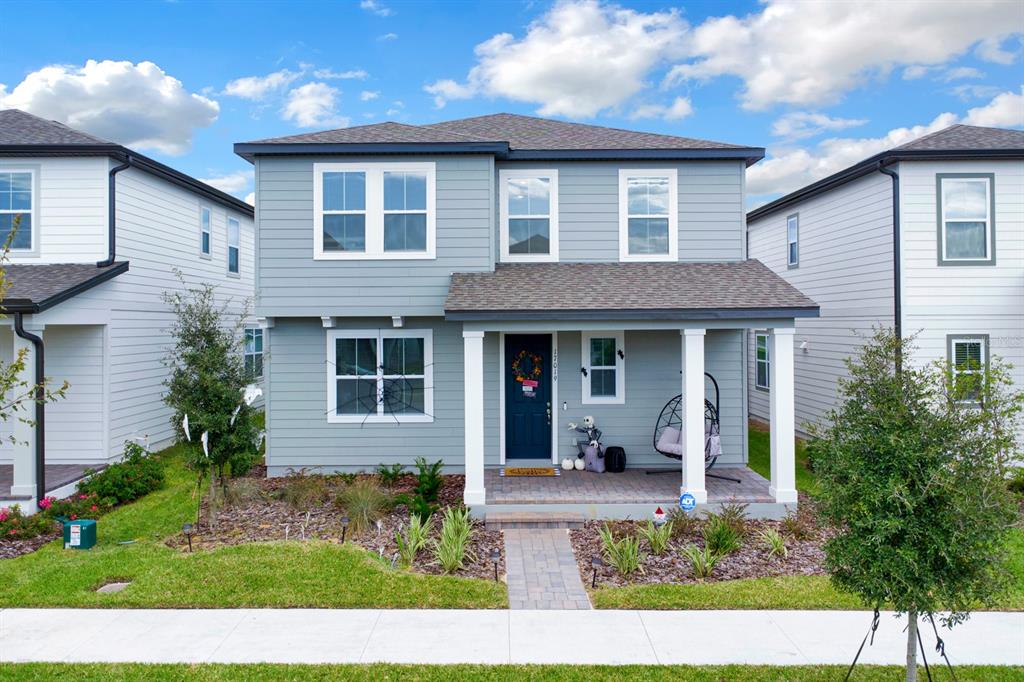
[617,349,624,360]
[580,367,588,377]
[341,516,350,544]
[490,548,501,581]
[591,556,603,588]
[182,523,194,553]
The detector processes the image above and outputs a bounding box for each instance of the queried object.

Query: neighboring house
[746,124,1024,443]
[0,109,258,511]
[237,113,819,518]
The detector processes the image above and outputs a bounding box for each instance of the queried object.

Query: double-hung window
[755,332,770,390]
[314,163,435,259]
[227,217,240,275]
[200,206,212,258]
[938,174,994,265]
[500,169,558,261]
[619,169,677,261]
[244,327,264,378]
[0,170,34,251]
[581,332,625,404]
[948,335,987,402]
[327,329,433,423]
[786,214,799,268]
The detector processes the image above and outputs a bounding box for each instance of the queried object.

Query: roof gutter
[13,313,45,503]
[877,162,902,373]
[98,155,132,268]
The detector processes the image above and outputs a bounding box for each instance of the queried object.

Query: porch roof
[445,260,818,321]
[1,261,129,313]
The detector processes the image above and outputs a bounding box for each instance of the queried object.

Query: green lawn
[2,664,1021,681]
[0,444,505,609]
[747,427,818,494]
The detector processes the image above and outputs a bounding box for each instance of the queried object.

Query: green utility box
[63,519,96,550]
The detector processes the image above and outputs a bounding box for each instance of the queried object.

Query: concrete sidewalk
[1,608,1021,666]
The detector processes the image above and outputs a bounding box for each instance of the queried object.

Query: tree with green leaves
[162,274,260,521]
[810,328,1021,681]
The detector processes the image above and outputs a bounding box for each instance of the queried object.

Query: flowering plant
[43,492,110,521]
[0,504,56,540]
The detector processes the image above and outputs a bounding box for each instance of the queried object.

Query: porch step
[485,511,586,530]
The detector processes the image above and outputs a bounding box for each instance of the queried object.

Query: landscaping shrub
[278,469,328,511]
[666,506,700,538]
[396,513,432,569]
[716,502,749,536]
[412,457,443,503]
[681,543,720,581]
[224,478,264,507]
[77,442,164,506]
[638,520,673,555]
[41,492,109,521]
[434,506,474,573]
[1008,467,1024,499]
[336,479,392,534]
[598,523,643,576]
[0,504,55,540]
[780,510,815,541]
[757,527,788,559]
[376,463,406,488]
[702,513,742,556]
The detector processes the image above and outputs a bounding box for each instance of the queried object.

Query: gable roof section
[749,124,1024,221]
[1,261,129,313]
[445,260,818,321]
[0,109,252,215]
[235,112,764,164]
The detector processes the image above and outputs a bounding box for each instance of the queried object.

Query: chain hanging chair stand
[647,372,741,484]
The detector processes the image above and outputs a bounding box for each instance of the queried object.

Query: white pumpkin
[573,458,585,471]
[561,458,575,471]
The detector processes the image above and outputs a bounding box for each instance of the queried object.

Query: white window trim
[245,327,263,378]
[313,162,436,261]
[226,215,240,276]
[786,214,799,267]
[581,331,625,405]
[940,176,992,262]
[199,205,212,259]
[326,328,434,424]
[755,331,770,390]
[618,168,678,262]
[499,168,559,263]
[0,168,36,253]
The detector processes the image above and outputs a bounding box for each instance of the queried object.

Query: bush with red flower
[42,492,111,521]
[0,504,57,540]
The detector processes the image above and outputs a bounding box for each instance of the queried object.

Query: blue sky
[1,0,1021,205]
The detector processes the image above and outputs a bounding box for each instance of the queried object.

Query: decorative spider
[324,351,435,426]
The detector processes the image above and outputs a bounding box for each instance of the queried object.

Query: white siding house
[0,109,257,510]
[747,124,1024,443]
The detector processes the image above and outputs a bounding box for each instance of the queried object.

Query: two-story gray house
[236,114,818,518]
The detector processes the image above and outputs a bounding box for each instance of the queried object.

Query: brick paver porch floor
[0,464,103,500]
[504,528,592,610]
[486,466,772,504]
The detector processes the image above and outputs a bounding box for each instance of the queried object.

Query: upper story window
[581,331,625,404]
[200,206,212,258]
[0,170,34,251]
[244,327,264,378]
[227,217,240,275]
[619,169,678,262]
[755,332,770,390]
[314,162,436,260]
[499,169,559,262]
[948,335,987,403]
[786,214,799,268]
[938,174,995,265]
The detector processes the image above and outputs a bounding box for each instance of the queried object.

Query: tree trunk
[906,609,918,682]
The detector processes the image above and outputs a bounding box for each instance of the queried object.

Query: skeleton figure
[567,415,602,456]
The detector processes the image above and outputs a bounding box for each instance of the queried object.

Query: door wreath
[511,349,543,383]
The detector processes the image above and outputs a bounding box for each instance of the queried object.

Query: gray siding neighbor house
[236,113,818,518]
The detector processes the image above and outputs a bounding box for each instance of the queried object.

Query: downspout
[877,161,902,373]
[97,155,132,268]
[13,313,45,502]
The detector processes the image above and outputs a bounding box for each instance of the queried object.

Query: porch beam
[769,327,798,504]
[681,328,707,503]
[463,330,486,506]
[461,319,797,334]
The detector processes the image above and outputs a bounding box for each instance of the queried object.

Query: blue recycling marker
[679,492,697,512]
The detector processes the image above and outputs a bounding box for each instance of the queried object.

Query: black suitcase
[604,446,626,473]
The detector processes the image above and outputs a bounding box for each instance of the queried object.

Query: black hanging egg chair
[648,372,741,483]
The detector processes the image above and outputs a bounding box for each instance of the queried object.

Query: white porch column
[10,323,42,500]
[462,330,486,506]
[769,327,798,504]
[681,329,707,503]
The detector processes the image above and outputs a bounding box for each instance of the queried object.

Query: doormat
[499,467,561,477]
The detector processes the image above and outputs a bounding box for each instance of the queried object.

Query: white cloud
[949,83,1004,102]
[313,68,368,80]
[282,82,348,128]
[359,90,380,101]
[667,0,1022,110]
[771,111,868,140]
[224,69,301,100]
[940,66,984,82]
[244,192,255,206]
[748,89,1023,199]
[902,65,933,80]
[962,88,1024,127]
[360,0,392,17]
[378,33,398,41]
[199,169,254,195]
[424,0,687,118]
[628,96,694,121]
[0,59,217,155]
[975,35,1021,65]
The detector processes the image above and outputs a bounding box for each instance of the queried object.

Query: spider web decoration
[324,352,437,426]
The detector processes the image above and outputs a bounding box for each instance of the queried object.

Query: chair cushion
[657,426,683,455]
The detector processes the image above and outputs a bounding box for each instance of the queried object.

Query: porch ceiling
[445,261,818,321]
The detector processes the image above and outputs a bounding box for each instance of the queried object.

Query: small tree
[810,328,1021,681]
[162,274,260,520]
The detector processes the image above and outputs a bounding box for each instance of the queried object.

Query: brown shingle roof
[246,121,496,145]
[894,124,1024,152]
[2,262,128,313]
[0,109,114,146]
[445,261,818,320]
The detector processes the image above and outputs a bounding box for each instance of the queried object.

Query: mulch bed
[0,527,61,559]
[571,495,832,588]
[165,471,504,581]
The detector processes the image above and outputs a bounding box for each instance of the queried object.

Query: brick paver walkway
[503,529,591,610]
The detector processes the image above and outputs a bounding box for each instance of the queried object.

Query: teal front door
[505,334,552,460]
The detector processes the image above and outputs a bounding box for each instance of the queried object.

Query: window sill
[754,385,770,393]
[501,253,559,263]
[937,258,996,267]
[581,396,626,405]
[328,414,434,424]
[314,252,437,261]
[619,253,676,263]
